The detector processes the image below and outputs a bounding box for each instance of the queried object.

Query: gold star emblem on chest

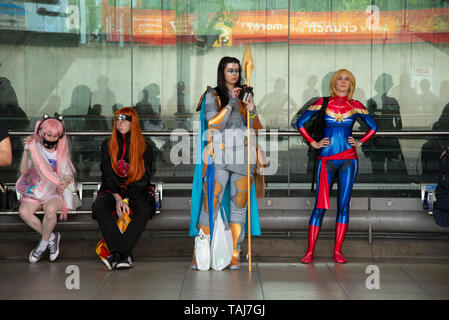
[326,108,355,123]
[334,112,344,123]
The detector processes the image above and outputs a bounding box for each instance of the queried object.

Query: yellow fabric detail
[229,223,242,258]
[213,180,222,209]
[96,239,108,257]
[196,87,210,112]
[216,94,222,110]
[202,161,207,178]
[308,105,322,111]
[203,181,208,212]
[235,176,253,208]
[208,107,229,130]
[255,145,266,198]
[355,108,369,114]
[117,213,131,234]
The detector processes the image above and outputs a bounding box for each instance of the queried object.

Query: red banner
[105,8,195,45]
[103,7,449,45]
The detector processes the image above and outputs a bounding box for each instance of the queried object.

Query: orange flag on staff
[242,44,254,86]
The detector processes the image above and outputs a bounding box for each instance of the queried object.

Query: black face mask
[42,138,59,149]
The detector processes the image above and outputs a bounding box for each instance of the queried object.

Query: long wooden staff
[247,104,252,272]
[243,44,254,272]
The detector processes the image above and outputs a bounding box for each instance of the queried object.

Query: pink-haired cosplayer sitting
[18,114,77,263]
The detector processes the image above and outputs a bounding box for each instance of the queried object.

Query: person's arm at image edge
[0,137,12,166]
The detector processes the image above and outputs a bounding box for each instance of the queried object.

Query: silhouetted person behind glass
[86,104,109,131]
[433,103,449,131]
[301,75,320,106]
[363,73,407,179]
[147,83,162,116]
[62,85,92,179]
[258,78,296,130]
[439,81,449,111]
[421,103,449,178]
[173,81,192,131]
[0,70,29,172]
[134,84,168,168]
[0,75,29,131]
[419,79,439,125]
[134,84,162,131]
[83,104,109,180]
[175,81,187,115]
[91,76,116,117]
[390,73,419,112]
[62,85,92,130]
[291,72,334,177]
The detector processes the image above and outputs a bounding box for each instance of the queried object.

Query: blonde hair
[329,69,356,100]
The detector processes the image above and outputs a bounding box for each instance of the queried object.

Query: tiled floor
[1,258,448,300]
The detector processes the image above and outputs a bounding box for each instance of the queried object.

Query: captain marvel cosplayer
[295,69,377,264]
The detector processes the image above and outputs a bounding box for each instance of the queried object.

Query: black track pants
[92,191,154,257]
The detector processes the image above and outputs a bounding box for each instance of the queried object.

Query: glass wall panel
[1,0,448,194]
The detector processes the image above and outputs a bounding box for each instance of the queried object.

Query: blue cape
[189,89,261,237]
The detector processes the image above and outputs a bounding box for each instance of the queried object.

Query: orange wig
[109,107,147,186]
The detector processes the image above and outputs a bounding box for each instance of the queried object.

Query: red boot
[332,222,348,263]
[300,225,321,264]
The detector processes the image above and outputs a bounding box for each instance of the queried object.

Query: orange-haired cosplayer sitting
[92,107,155,271]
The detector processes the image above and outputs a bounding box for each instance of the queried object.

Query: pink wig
[28,117,76,213]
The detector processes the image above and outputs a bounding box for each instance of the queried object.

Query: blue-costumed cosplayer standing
[295,69,377,264]
[190,56,263,270]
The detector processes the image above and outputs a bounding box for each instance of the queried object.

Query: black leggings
[92,191,154,258]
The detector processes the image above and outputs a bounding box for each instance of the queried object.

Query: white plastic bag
[210,208,233,271]
[194,228,210,271]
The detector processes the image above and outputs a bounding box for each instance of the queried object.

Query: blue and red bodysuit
[296,95,377,263]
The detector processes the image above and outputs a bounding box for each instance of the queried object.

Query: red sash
[316,148,358,209]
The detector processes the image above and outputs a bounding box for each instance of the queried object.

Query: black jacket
[99,132,154,201]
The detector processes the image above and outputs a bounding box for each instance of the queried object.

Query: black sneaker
[116,256,131,270]
[48,232,61,262]
[29,246,46,263]
[101,253,120,271]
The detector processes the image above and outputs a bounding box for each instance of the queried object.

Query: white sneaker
[29,246,46,263]
[128,255,135,267]
[48,232,61,262]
